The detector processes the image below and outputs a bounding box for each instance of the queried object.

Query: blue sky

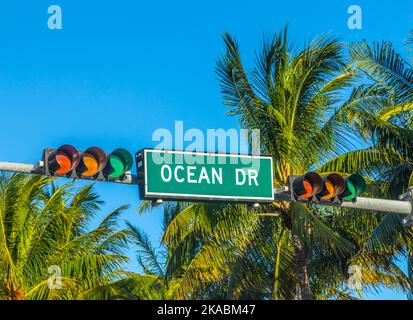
[0,0,412,299]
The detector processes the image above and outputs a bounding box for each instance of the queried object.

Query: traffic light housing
[287,172,366,203]
[42,145,133,181]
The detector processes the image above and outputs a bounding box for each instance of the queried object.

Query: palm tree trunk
[226,263,239,299]
[271,228,285,300]
[291,230,313,300]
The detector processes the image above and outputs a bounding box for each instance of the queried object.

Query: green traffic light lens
[342,180,356,200]
[108,155,125,178]
[349,174,367,196]
[107,149,133,179]
[341,174,366,201]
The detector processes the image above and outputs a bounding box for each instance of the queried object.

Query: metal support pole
[274,187,413,225]
[0,161,140,185]
[340,197,412,215]
[0,161,38,173]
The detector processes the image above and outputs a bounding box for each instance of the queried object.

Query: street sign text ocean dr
[136,149,274,202]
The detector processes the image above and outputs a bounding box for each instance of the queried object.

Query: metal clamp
[399,187,413,227]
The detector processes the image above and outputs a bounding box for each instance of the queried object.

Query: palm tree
[123,223,167,299]
[138,28,413,300]
[345,38,413,299]
[0,173,131,300]
[124,202,192,300]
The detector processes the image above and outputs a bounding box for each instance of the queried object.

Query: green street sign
[136,149,274,203]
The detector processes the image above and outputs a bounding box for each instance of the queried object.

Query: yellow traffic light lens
[321,179,335,200]
[55,151,72,174]
[81,153,99,177]
[319,174,345,201]
[78,147,107,177]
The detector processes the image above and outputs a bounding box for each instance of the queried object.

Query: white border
[143,149,274,202]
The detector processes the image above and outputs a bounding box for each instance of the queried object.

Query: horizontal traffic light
[287,172,366,203]
[42,145,133,181]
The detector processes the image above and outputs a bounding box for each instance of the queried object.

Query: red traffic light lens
[51,145,80,175]
[299,179,313,199]
[293,172,323,200]
[55,151,72,174]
